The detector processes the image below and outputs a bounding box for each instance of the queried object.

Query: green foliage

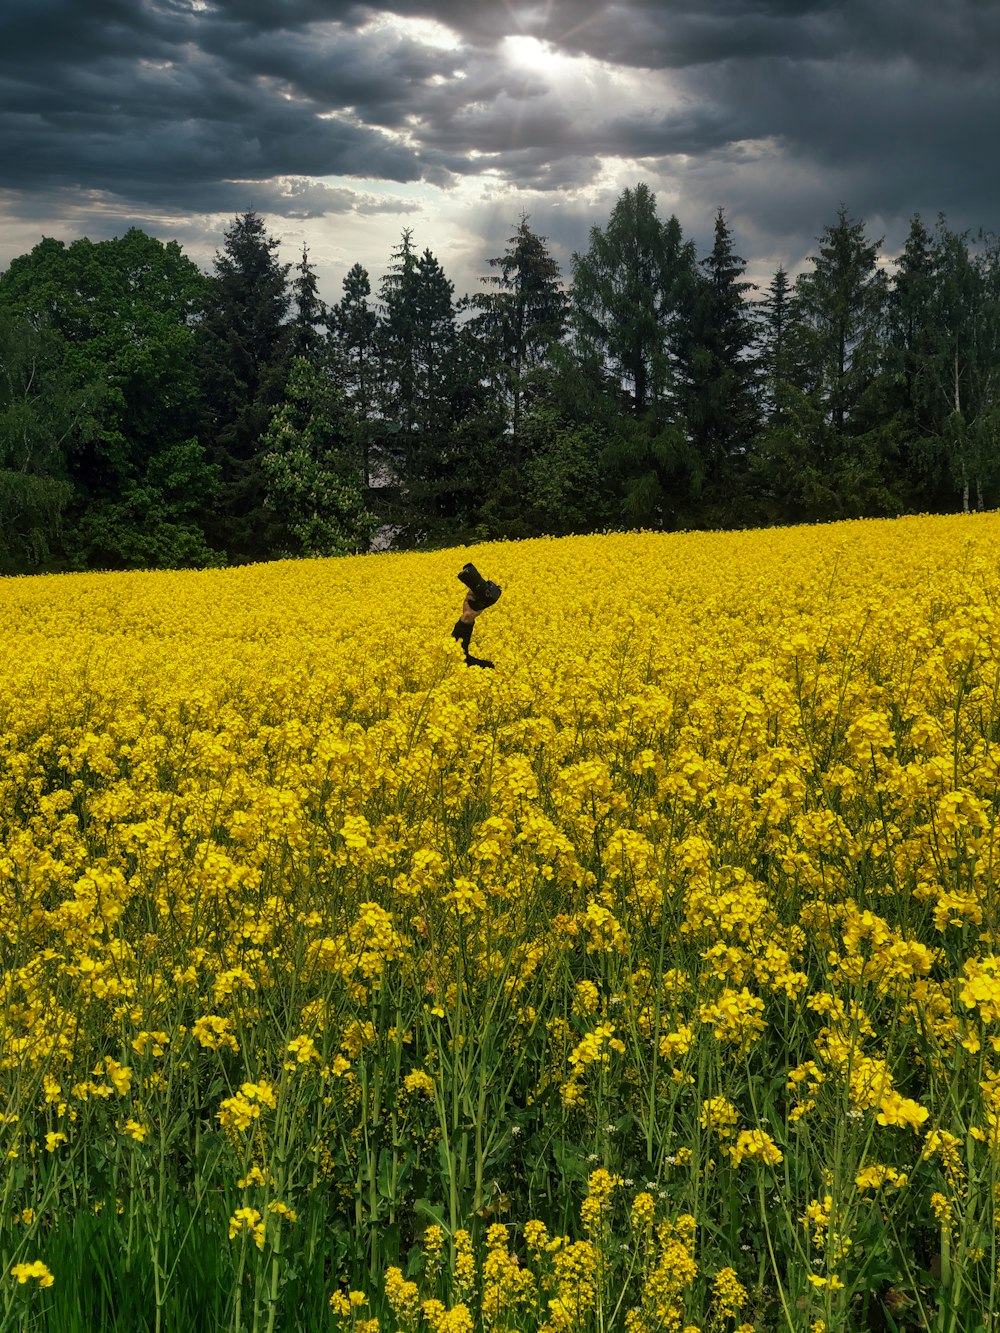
[673,208,760,498]
[516,407,612,535]
[196,211,293,562]
[332,263,379,490]
[0,228,216,570]
[752,385,902,523]
[68,439,223,570]
[289,246,327,362]
[261,358,377,557]
[467,216,568,460]
[375,232,485,543]
[793,206,888,438]
[0,312,92,571]
[602,415,702,528]
[0,197,999,572]
[572,183,695,417]
[748,207,902,522]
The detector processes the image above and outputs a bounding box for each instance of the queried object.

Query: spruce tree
[376,233,464,541]
[925,221,999,511]
[333,263,378,489]
[289,245,326,362]
[672,208,759,515]
[468,215,568,461]
[883,215,945,506]
[757,266,793,422]
[794,206,887,437]
[571,183,693,417]
[196,210,291,561]
[571,184,699,526]
[786,206,895,517]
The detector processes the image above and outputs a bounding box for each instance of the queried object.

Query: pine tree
[376,234,464,541]
[883,215,945,506]
[196,210,291,561]
[571,185,699,526]
[289,246,326,362]
[333,263,378,489]
[571,183,693,417]
[755,207,912,525]
[794,206,887,437]
[468,215,568,461]
[673,208,759,513]
[757,266,793,422]
[924,221,999,511]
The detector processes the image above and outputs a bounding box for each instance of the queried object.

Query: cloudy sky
[1,0,998,303]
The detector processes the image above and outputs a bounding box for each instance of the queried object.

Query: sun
[501,34,573,80]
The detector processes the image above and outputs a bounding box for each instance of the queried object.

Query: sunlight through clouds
[0,0,997,312]
[358,12,465,51]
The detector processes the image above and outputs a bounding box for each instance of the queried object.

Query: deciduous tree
[261,357,376,557]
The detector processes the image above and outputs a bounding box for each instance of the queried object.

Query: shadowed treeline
[0,193,997,573]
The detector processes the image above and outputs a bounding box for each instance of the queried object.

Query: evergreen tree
[289,246,326,362]
[197,210,291,561]
[748,265,816,522]
[377,229,420,444]
[673,208,760,518]
[757,266,794,422]
[883,215,947,506]
[765,206,895,518]
[571,184,699,525]
[489,340,614,537]
[923,221,1000,511]
[333,263,379,490]
[376,234,467,541]
[571,184,693,417]
[468,216,568,460]
[794,206,888,438]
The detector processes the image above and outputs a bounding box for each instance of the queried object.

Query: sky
[1,0,998,305]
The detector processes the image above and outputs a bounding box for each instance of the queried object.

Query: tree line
[0,188,998,573]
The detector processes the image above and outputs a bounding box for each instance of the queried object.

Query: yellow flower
[876,1093,929,1131]
[330,1288,369,1316]
[403,1070,435,1097]
[228,1206,265,1249]
[631,1191,656,1230]
[287,1035,319,1063]
[855,1164,908,1192]
[237,1165,271,1188]
[729,1130,783,1168]
[11,1261,54,1287]
[700,1096,739,1139]
[712,1266,747,1319]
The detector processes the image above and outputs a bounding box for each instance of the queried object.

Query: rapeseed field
[3,514,1000,1332]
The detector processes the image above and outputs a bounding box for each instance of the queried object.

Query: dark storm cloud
[0,0,426,215]
[0,0,998,280]
[378,0,1000,74]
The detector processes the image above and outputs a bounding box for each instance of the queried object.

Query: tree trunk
[954,352,970,514]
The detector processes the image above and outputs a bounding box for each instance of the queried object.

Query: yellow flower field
[2,513,1000,1331]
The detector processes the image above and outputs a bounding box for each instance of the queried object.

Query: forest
[0,186,997,573]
